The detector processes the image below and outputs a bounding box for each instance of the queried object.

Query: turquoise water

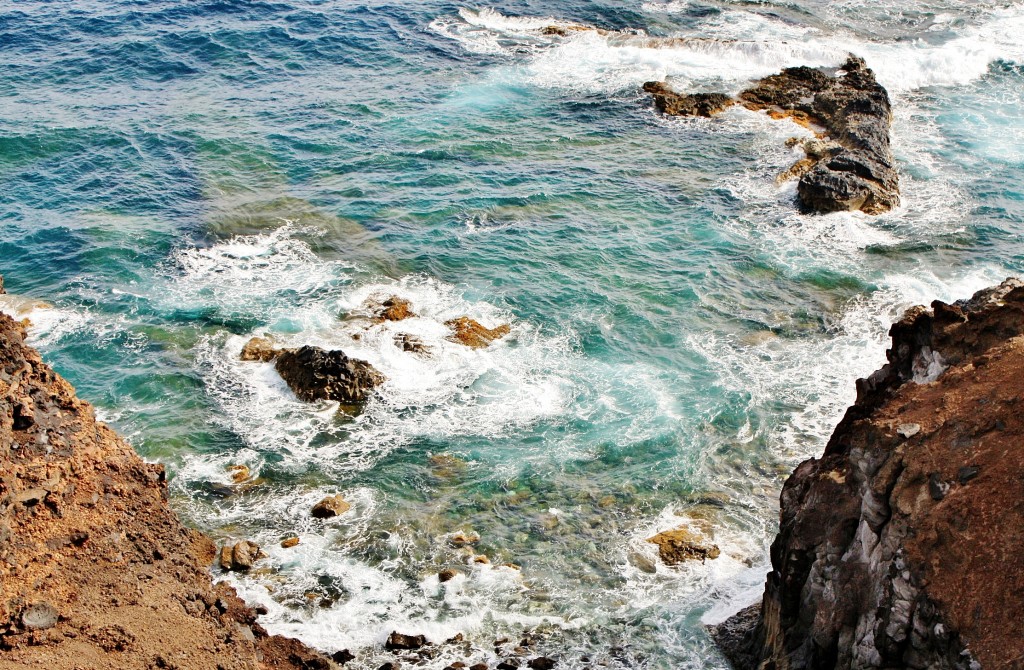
[2,0,1024,667]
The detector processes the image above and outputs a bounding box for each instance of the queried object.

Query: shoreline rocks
[445,317,511,349]
[714,279,1024,669]
[0,313,332,668]
[644,55,899,215]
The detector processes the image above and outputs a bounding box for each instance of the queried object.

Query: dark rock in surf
[642,82,733,117]
[274,345,384,403]
[385,632,427,651]
[645,55,899,215]
[332,649,355,665]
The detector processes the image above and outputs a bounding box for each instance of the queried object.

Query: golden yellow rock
[647,527,721,565]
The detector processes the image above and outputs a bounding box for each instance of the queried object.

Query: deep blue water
[2,0,1024,667]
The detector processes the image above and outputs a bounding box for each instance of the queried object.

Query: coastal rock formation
[647,527,721,565]
[0,313,332,669]
[274,345,384,403]
[644,56,899,215]
[713,279,1024,669]
[240,336,279,362]
[370,296,415,322]
[219,540,265,572]
[445,317,510,349]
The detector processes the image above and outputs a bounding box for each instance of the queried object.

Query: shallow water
[2,0,1023,667]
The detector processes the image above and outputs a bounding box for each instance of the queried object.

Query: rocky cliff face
[713,279,1024,669]
[0,312,333,670]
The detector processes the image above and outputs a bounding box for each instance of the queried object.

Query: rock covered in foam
[274,345,385,403]
[714,278,1024,669]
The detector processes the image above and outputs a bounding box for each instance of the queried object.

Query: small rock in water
[394,333,430,354]
[386,632,428,650]
[438,568,460,583]
[627,549,657,574]
[470,664,488,670]
[372,295,415,322]
[497,661,521,670]
[958,465,980,484]
[227,464,250,483]
[240,336,279,362]
[21,602,58,631]
[897,423,922,439]
[647,527,721,565]
[332,650,355,665]
[274,345,385,404]
[219,540,265,571]
[311,494,351,519]
[528,658,557,670]
[281,536,300,548]
[449,531,480,547]
[445,317,510,349]
[379,663,401,670]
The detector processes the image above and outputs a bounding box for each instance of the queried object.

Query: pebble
[897,423,921,439]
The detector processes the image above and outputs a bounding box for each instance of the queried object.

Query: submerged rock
[647,527,721,565]
[642,82,733,117]
[445,317,511,349]
[274,345,385,403]
[226,464,250,483]
[240,336,279,362]
[716,279,1024,669]
[311,494,351,519]
[644,55,899,215]
[395,333,430,354]
[219,540,265,572]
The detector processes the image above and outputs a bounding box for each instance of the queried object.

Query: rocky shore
[713,279,1024,669]
[644,56,900,215]
[0,311,333,669]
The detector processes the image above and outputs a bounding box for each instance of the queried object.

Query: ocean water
[2,0,1023,667]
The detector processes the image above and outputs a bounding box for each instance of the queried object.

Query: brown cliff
[0,313,333,669]
[714,279,1024,669]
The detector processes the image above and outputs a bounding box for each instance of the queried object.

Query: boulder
[385,632,427,650]
[274,345,385,403]
[281,537,300,548]
[366,295,415,322]
[311,494,351,519]
[445,317,510,349]
[240,336,279,362]
[332,649,355,665]
[527,658,556,670]
[642,82,733,117]
[438,569,460,583]
[646,527,720,565]
[219,540,265,571]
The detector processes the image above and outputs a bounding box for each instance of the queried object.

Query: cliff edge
[0,312,333,669]
[714,279,1024,669]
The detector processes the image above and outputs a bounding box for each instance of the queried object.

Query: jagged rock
[645,55,899,215]
[717,278,1024,669]
[219,540,265,571]
[311,494,351,519]
[647,527,720,565]
[240,336,279,362]
[281,536,300,548]
[370,295,416,322]
[386,632,427,650]
[642,82,733,117]
[445,317,510,349]
[274,345,385,403]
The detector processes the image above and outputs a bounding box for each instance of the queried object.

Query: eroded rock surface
[0,313,331,669]
[274,345,385,403]
[647,527,721,565]
[645,56,899,215]
[714,279,1024,669]
[445,317,510,349]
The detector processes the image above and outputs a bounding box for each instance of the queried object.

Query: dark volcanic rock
[718,278,1024,669]
[645,55,899,215]
[274,345,385,403]
[385,632,427,650]
[741,56,899,214]
[642,82,733,117]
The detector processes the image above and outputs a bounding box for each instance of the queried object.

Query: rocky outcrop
[370,296,415,322]
[0,313,333,669]
[647,527,721,565]
[642,82,733,117]
[644,56,899,215]
[274,345,385,404]
[310,494,351,519]
[240,336,279,362]
[714,279,1024,669]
